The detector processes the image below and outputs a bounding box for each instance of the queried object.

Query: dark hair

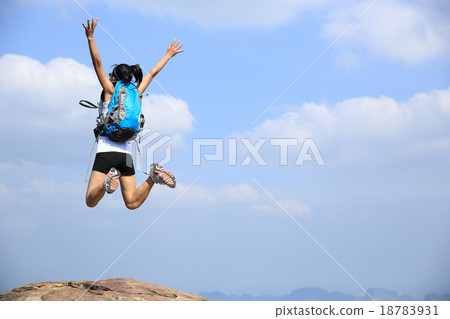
[111,63,143,86]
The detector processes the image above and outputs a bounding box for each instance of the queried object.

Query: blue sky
[0,0,449,299]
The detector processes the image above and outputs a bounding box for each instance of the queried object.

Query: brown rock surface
[0,278,209,301]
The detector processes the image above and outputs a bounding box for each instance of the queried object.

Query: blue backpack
[79,81,146,181]
[102,80,145,142]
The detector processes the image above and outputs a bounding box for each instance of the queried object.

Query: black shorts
[92,152,135,176]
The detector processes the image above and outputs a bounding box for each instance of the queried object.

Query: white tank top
[96,101,131,154]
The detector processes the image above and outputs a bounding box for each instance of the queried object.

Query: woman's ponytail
[131,64,143,86]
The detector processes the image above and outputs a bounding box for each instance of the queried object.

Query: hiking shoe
[150,163,176,188]
[104,167,121,194]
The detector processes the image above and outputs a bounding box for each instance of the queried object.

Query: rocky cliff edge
[0,278,209,301]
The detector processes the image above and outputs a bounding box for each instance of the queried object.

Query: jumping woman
[83,18,183,210]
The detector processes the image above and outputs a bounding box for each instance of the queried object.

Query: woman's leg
[119,175,155,210]
[86,170,107,207]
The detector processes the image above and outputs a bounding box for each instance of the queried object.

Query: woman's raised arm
[83,18,115,96]
[138,39,184,95]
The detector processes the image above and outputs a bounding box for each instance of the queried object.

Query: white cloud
[242,87,450,166]
[0,159,38,172]
[323,0,450,63]
[0,175,86,214]
[252,198,311,216]
[25,178,84,198]
[148,181,311,217]
[0,54,194,165]
[218,183,261,203]
[277,199,311,216]
[0,172,311,217]
[73,0,449,63]
[20,0,333,29]
[141,94,193,147]
[102,0,326,29]
[332,50,360,69]
[14,0,327,28]
[0,54,194,134]
[0,54,98,132]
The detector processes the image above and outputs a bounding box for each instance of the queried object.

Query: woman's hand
[83,18,98,39]
[166,39,184,58]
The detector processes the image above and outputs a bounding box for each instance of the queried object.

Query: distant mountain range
[200,287,450,301]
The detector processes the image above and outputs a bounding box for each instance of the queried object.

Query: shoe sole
[151,164,176,188]
[105,169,120,194]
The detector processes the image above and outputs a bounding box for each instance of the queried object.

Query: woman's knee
[86,198,98,208]
[85,193,99,208]
[125,200,140,210]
